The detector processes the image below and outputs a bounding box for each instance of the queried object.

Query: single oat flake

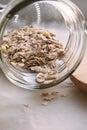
[1,25,65,83]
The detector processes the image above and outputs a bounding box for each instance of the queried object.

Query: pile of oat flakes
[1,25,65,83]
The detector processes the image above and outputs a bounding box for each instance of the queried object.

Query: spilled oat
[1,25,65,83]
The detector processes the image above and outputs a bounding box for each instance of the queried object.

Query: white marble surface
[0,0,87,130]
[0,69,87,130]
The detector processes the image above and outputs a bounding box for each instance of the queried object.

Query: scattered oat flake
[36,73,46,83]
[41,91,59,105]
[42,101,49,106]
[60,94,67,97]
[41,93,49,97]
[43,96,54,101]
[23,104,29,108]
[1,45,7,53]
[51,91,59,96]
[10,62,17,67]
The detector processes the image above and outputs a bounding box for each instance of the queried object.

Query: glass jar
[0,0,86,89]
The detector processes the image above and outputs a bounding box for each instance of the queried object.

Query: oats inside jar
[1,25,65,84]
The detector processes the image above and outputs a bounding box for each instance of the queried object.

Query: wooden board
[71,51,87,93]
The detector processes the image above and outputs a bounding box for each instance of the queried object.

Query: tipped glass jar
[0,0,86,89]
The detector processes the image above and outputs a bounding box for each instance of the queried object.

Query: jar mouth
[0,0,86,89]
